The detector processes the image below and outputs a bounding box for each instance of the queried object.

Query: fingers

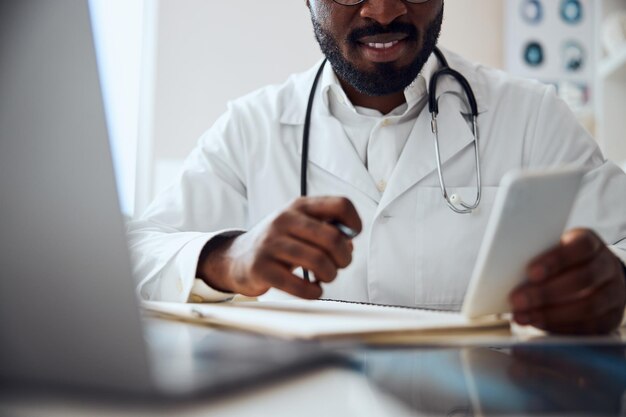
[293,196,363,236]
[510,249,618,311]
[526,229,604,283]
[230,242,325,299]
[268,196,361,271]
[531,305,624,335]
[266,235,340,283]
[511,261,626,335]
[511,229,626,335]
[513,279,623,330]
[275,211,353,269]
[260,263,323,300]
[228,196,361,300]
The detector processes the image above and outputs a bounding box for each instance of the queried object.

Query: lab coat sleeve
[524,86,626,324]
[127,107,250,302]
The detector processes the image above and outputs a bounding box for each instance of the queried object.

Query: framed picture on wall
[505,0,595,112]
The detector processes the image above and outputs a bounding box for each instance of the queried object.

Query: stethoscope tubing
[301,60,328,199]
[301,47,481,213]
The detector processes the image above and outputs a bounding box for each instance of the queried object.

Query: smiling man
[128,0,626,334]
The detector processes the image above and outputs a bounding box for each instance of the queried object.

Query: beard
[311,6,444,97]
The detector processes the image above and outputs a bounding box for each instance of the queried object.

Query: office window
[89,0,144,216]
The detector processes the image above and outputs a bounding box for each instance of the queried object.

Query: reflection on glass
[359,350,473,415]
[360,345,626,416]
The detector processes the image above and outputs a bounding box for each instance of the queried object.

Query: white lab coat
[128,49,626,310]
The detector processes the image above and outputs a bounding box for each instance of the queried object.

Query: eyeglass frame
[332,0,432,6]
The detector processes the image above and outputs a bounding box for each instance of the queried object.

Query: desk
[2,318,626,417]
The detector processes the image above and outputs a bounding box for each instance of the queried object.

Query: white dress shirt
[322,57,436,194]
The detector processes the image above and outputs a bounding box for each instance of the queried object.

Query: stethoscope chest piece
[428,48,482,214]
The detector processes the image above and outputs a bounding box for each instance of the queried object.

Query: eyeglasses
[332,0,431,6]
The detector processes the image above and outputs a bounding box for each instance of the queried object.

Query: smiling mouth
[358,33,408,45]
[357,33,410,52]
[365,40,401,50]
[355,34,410,63]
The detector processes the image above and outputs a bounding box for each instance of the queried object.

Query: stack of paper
[143,299,509,341]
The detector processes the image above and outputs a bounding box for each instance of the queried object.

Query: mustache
[347,21,419,43]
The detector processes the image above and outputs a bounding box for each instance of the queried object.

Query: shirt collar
[278,48,488,126]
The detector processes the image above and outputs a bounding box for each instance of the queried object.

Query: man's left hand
[510,228,626,334]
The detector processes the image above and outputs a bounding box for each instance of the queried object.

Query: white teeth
[367,40,399,50]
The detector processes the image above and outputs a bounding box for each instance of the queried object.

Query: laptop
[0,0,337,398]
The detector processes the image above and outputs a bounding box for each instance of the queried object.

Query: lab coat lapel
[376,80,476,214]
[281,62,381,203]
[297,111,382,204]
[282,56,486,209]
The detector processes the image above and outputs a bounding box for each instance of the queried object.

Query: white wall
[440,0,504,68]
[138,0,504,213]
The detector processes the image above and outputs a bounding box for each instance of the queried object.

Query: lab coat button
[381,119,392,127]
[379,212,391,223]
[376,180,387,192]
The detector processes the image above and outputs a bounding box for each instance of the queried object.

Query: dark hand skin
[197,197,362,300]
[510,228,626,334]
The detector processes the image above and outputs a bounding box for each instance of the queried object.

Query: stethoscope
[300,46,481,215]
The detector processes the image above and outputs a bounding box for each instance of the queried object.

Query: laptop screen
[0,0,152,393]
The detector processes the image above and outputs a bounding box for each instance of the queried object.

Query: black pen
[329,220,359,239]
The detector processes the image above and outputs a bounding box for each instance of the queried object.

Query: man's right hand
[196,196,362,299]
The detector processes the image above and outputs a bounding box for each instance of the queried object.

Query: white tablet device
[461,167,585,319]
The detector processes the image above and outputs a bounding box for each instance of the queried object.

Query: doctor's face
[308,0,444,96]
